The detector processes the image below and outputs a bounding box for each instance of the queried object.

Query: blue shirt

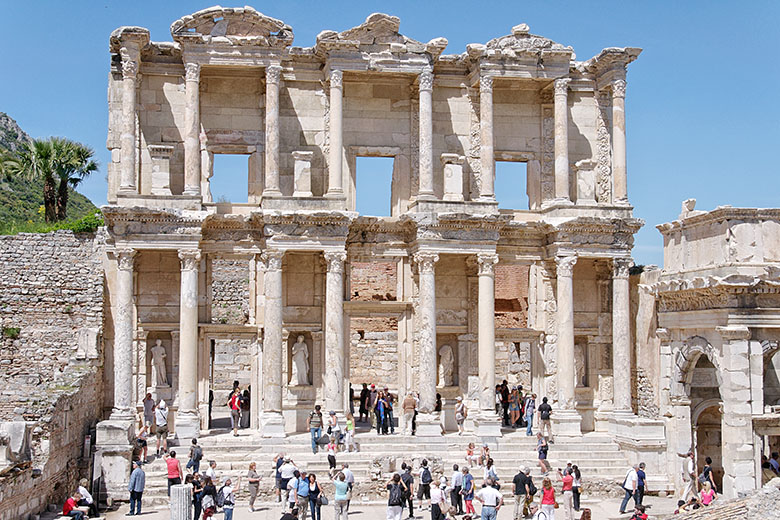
[334,480,349,501]
[637,469,646,488]
[128,467,145,492]
[296,477,310,497]
[463,474,475,500]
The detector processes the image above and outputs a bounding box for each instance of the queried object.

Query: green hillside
[0,112,98,231]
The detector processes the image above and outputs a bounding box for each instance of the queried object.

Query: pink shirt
[700,489,715,505]
[167,458,181,478]
[561,474,573,492]
[542,487,556,505]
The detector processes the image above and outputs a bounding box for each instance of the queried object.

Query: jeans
[637,485,645,505]
[67,512,85,520]
[620,488,637,513]
[186,458,200,474]
[297,496,309,520]
[573,486,581,510]
[404,495,414,517]
[129,490,143,515]
[480,505,498,520]
[335,499,349,520]
[309,498,321,520]
[525,413,534,435]
[387,409,395,433]
[223,507,234,520]
[310,426,321,453]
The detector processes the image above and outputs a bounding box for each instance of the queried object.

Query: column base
[417,192,436,201]
[262,188,283,198]
[176,409,200,440]
[415,412,444,437]
[324,189,344,199]
[109,407,136,423]
[182,188,201,197]
[260,411,287,438]
[552,409,582,437]
[474,411,503,438]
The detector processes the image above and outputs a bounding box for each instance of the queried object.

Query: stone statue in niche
[574,343,586,388]
[438,344,455,387]
[151,339,169,387]
[290,335,310,386]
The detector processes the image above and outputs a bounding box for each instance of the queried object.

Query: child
[630,504,648,520]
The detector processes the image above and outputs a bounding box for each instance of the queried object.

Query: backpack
[421,467,432,484]
[192,445,203,461]
[216,486,226,508]
[388,483,403,506]
[528,479,538,496]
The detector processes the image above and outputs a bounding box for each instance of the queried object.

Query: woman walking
[509,387,521,428]
[571,465,582,512]
[246,462,260,512]
[540,477,556,519]
[327,437,338,476]
[308,473,322,520]
[462,467,475,516]
[344,412,357,452]
[333,472,349,520]
[537,433,551,475]
[328,410,342,445]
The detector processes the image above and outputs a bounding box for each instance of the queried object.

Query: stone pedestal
[414,412,443,438]
[292,151,314,197]
[475,411,502,438]
[171,484,193,520]
[260,411,286,438]
[149,144,174,196]
[95,419,133,500]
[441,154,464,201]
[552,410,583,437]
[575,159,597,206]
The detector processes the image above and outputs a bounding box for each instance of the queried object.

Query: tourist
[308,404,324,454]
[524,393,536,436]
[537,397,552,439]
[187,438,203,474]
[200,476,218,519]
[327,410,342,446]
[376,390,389,435]
[483,458,499,489]
[762,460,777,485]
[220,478,236,520]
[128,460,145,516]
[499,380,510,426]
[192,472,204,520]
[370,384,379,429]
[279,456,298,509]
[512,465,530,520]
[401,463,415,519]
[680,451,696,503]
[287,470,302,513]
[205,459,219,485]
[385,388,396,434]
[333,471,349,520]
[700,456,716,492]
[475,477,503,520]
[402,392,417,435]
[699,481,717,506]
[164,450,183,496]
[341,463,355,510]
[386,473,406,520]
[635,462,646,506]
[619,464,639,515]
[413,392,420,434]
[480,443,491,467]
[630,504,648,520]
[247,462,260,512]
[274,453,285,502]
[524,467,537,517]
[557,467,573,520]
[466,442,481,467]
[359,383,370,422]
[537,433,551,474]
[527,503,542,520]
[429,479,446,520]
[295,470,310,520]
[308,473,322,520]
[63,492,85,520]
[76,478,99,518]
[155,399,169,456]
[228,387,242,437]
[539,477,556,519]
[240,388,251,429]
[455,396,467,435]
[450,464,464,515]
[349,384,355,415]
[509,387,521,428]
[142,393,155,433]
[418,459,433,510]
[771,452,780,474]
[495,385,502,415]
[344,412,356,451]
[327,436,338,476]
[461,466,475,516]
[571,464,582,512]
[280,507,299,520]
[134,424,149,463]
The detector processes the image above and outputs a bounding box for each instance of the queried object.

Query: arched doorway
[694,403,724,490]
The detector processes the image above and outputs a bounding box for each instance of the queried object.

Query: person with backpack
[187,438,203,474]
[418,459,433,510]
[308,405,324,454]
[400,463,415,519]
[537,397,552,439]
[386,473,406,520]
[200,476,218,519]
[699,456,716,494]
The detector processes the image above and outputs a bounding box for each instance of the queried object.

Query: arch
[691,398,723,426]
[673,335,722,398]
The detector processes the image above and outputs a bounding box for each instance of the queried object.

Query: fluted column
[327,69,344,197]
[264,65,282,197]
[418,70,435,199]
[324,251,347,412]
[556,255,577,409]
[260,250,285,436]
[477,253,499,411]
[177,250,201,438]
[479,75,495,200]
[553,78,572,203]
[111,249,136,420]
[612,258,632,413]
[611,79,628,204]
[183,63,201,196]
[118,55,139,194]
[414,252,439,413]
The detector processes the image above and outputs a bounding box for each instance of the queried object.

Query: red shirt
[167,457,181,478]
[542,487,556,505]
[562,474,573,491]
[230,394,241,410]
[63,497,77,515]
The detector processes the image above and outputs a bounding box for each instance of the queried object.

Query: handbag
[554,501,560,509]
[318,495,329,506]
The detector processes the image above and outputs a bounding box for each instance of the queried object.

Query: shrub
[2,327,21,339]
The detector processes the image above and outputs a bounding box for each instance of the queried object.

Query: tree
[12,137,97,222]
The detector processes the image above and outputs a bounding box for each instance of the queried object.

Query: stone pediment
[170,6,293,48]
[466,23,572,61]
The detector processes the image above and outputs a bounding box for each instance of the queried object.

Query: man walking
[512,465,530,520]
[308,405,323,454]
[400,462,415,519]
[680,451,697,503]
[537,397,552,439]
[450,464,464,515]
[359,383,370,422]
[128,460,145,516]
[402,392,416,435]
[619,464,639,515]
[154,399,169,456]
[523,393,536,436]
[475,477,503,520]
[500,380,510,427]
[295,471,310,520]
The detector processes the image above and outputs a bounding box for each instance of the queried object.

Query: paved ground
[94,494,679,520]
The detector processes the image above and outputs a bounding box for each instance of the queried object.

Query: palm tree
[13,139,57,222]
[53,139,97,221]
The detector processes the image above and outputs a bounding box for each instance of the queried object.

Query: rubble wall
[0,231,105,520]
[211,258,250,324]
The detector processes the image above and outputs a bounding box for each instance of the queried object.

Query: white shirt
[342,467,355,484]
[476,486,503,507]
[280,462,298,480]
[155,406,168,426]
[77,486,93,504]
[222,485,234,508]
[205,466,218,483]
[624,468,638,490]
[452,471,463,487]
[430,486,445,505]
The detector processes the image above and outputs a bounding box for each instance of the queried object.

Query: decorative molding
[555,255,577,277]
[553,78,571,97]
[178,250,201,271]
[541,106,554,201]
[419,70,433,92]
[184,62,200,82]
[260,250,284,272]
[413,252,439,275]
[715,325,751,342]
[121,59,139,79]
[656,328,671,343]
[595,90,612,204]
[329,69,343,90]
[116,249,136,271]
[613,257,632,279]
[323,251,347,274]
[476,253,499,276]
[479,74,493,93]
[611,79,626,99]
[266,64,282,84]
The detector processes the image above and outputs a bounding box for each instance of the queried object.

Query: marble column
[118,54,139,194]
[324,251,347,413]
[417,70,435,199]
[612,258,633,413]
[553,78,572,203]
[111,249,136,421]
[479,75,495,200]
[171,484,193,520]
[177,250,201,439]
[183,63,201,196]
[611,79,628,204]
[327,69,344,197]
[476,253,502,437]
[260,250,285,436]
[413,252,441,435]
[555,254,581,435]
[264,65,282,197]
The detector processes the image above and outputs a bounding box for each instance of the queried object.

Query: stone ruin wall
[0,231,105,520]
[349,318,399,390]
[210,258,250,324]
[212,337,254,403]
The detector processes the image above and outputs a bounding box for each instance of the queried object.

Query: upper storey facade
[107,7,640,218]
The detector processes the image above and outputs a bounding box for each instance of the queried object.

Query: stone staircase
[138,425,656,506]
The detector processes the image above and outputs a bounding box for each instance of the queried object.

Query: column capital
[656,327,671,342]
[611,78,626,99]
[553,77,571,97]
[716,325,751,342]
[184,62,200,82]
[555,254,577,277]
[479,74,493,93]
[266,64,282,85]
[476,253,499,276]
[178,250,201,271]
[121,59,139,80]
[260,250,284,272]
[612,257,632,279]
[419,70,434,92]
[115,248,136,271]
[329,69,343,90]
[323,250,347,273]
[413,252,439,274]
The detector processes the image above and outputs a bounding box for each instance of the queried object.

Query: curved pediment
[170,6,293,47]
[471,23,571,58]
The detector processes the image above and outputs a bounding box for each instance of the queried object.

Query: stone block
[441,154,465,202]
[0,422,32,468]
[292,151,314,197]
[575,159,597,206]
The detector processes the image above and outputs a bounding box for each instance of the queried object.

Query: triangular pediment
[170,6,293,47]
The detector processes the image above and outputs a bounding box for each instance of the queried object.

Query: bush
[0,211,103,235]
[2,327,20,339]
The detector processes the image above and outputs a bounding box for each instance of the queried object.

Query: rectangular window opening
[495,161,529,210]
[211,154,249,203]
[356,156,393,216]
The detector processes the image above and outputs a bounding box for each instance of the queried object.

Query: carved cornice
[611,78,626,99]
[323,250,347,274]
[476,253,499,276]
[260,250,284,272]
[266,65,282,84]
[613,257,632,279]
[419,70,434,92]
[413,252,439,274]
[555,254,577,277]
[549,217,643,250]
[656,328,671,342]
[653,271,780,312]
[553,77,571,97]
[329,69,343,90]
[479,74,493,93]
[102,206,203,237]
[716,326,751,342]
[170,6,293,48]
[184,62,200,82]
[116,249,136,271]
[178,250,201,271]
[121,59,139,80]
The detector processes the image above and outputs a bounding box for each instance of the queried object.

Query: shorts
[538,452,547,460]
[144,416,154,427]
[156,425,169,439]
[136,439,147,448]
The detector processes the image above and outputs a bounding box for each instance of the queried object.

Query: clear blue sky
[1,1,778,266]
